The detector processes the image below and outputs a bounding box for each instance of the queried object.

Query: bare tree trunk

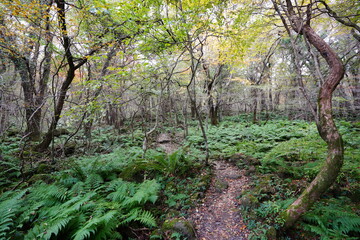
[32,1,53,140]
[142,80,164,156]
[182,97,189,137]
[0,78,8,134]
[208,95,219,125]
[251,87,258,124]
[274,0,345,229]
[190,85,197,119]
[349,61,360,118]
[202,62,223,126]
[186,37,209,164]
[186,86,209,164]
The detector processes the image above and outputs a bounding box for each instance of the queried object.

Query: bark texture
[12,57,40,140]
[202,62,223,126]
[277,0,345,228]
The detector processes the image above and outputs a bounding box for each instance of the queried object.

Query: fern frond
[106,178,124,191]
[333,216,360,234]
[60,175,80,188]
[18,201,44,228]
[0,190,26,238]
[119,208,139,226]
[43,216,75,240]
[72,210,118,240]
[71,181,85,195]
[61,192,96,212]
[302,198,360,239]
[107,184,129,202]
[119,159,149,179]
[123,180,160,207]
[24,191,97,240]
[28,183,68,204]
[84,173,104,190]
[120,208,156,227]
[135,210,157,227]
[24,224,45,240]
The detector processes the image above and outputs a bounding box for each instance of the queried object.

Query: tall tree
[272,0,345,228]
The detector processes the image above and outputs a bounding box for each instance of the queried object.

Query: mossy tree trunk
[274,0,345,229]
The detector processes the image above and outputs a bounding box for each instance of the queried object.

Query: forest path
[187,161,250,240]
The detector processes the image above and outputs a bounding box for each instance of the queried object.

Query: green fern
[70,181,85,195]
[19,176,159,239]
[123,179,160,206]
[107,179,134,202]
[0,190,26,239]
[0,159,21,190]
[23,191,96,240]
[333,216,360,235]
[27,183,69,205]
[120,208,156,227]
[23,224,45,240]
[84,173,104,190]
[302,198,360,239]
[121,148,193,178]
[73,210,119,240]
[0,142,163,240]
[43,216,75,240]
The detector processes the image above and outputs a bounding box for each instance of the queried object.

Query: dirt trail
[188,161,250,240]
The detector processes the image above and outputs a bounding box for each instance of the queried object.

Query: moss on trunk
[274,0,345,229]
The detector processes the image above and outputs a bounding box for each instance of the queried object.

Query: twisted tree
[272,0,345,229]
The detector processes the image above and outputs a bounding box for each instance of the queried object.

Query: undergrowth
[0,169,160,239]
[186,118,360,240]
[1,115,358,240]
[0,128,207,239]
[302,197,360,240]
[232,120,359,240]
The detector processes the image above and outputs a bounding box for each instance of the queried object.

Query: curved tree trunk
[277,0,345,229]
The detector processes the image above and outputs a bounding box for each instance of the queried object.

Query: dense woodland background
[0,0,359,239]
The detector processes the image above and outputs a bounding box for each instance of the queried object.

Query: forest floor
[156,132,181,154]
[187,160,250,240]
[157,133,251,239]
[157,132,251,239]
